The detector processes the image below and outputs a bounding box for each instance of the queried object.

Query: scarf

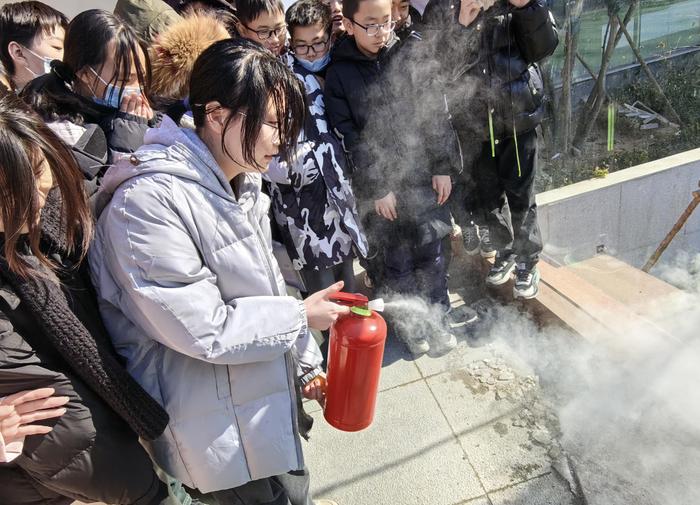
[0,191,169,440]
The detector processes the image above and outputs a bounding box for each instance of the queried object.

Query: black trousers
[382,237,449,309]
[467,129,543,266]
[211,467,312,505]
[301,259,356,296]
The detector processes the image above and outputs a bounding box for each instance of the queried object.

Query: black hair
[235,0,284,25]
[189,39,306,171]
[63,9,151,103]
[21,9,151,123]
[286,0,331,36]
[0,91,92,278]
[0,1,68,77]
[342,0,365,19]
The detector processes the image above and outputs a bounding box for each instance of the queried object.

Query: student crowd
[0,0,557,503]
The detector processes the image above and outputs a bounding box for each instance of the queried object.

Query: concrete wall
[537,148,700,269]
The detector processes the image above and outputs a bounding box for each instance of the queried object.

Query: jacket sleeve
[104,111,151,159]
[510,0,559,64]
[324,67,388,199]
[421,0,450,31]
[253,190,323,373]
[324,68,367,173]
[426,113,462,178]
[0,311,67,462]
[95,178,308,366]
[422,0,482,81]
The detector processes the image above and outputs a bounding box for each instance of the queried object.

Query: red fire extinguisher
[324,292,387,432]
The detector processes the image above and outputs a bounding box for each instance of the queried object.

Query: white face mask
[297,52,331,73]
[21,45,53,77]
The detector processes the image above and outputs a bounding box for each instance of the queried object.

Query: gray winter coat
[88,117,322,493]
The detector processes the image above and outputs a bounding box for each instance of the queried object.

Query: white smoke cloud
[469,275,700,504]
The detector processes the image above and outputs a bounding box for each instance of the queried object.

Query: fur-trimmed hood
[149,13,229,100]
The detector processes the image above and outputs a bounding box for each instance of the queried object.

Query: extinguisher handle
[328,292,369,307]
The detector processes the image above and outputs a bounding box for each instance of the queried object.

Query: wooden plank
[567,254,678,307]
[529,281,611,343]
[537,261,677,356]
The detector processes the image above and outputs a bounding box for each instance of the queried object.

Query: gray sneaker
[462,222,480,255]
[513,264,540,299]
[478,226,497,259]
[486,256,516,285]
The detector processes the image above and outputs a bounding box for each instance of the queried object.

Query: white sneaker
[407,338,430,355]
[314,500,339,505]
[433,331,457,352]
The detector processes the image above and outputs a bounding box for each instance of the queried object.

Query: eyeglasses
[292,38,330,56]
[238,111,280,132]
[242,23,287,41]
[200,106,280,131]
[350,19,396,37]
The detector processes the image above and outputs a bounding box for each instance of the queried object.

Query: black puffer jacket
[325,33,460,245]
[0,192,168,504]
[44,121,109,199]
[0,308,164,504]
[422,0,558,142]
[21,64,158,165]
[324,34,401,185]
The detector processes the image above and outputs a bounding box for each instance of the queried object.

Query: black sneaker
[478,226,497,259]
[486,255,516,285]
[462,222,480,255]
[513,264,540,299]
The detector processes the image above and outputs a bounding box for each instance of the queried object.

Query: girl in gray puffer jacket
[89,39,348,504]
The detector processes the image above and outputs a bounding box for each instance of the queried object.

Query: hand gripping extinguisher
[324,292,387,432]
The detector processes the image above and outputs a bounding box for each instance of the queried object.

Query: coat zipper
[248,207,305,469]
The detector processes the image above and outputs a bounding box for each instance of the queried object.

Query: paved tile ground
[305,326,578,505]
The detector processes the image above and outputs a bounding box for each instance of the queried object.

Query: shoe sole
[513,271,541,299]
[480,249,497,259]
[513,285,539,299]
[448,314,478,329]
[407,340,430,354]
[485,262,516,286]
[460,313,478,324]
[464,246,481,256]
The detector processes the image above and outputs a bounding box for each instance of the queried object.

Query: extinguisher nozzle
[367,298,385,312]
